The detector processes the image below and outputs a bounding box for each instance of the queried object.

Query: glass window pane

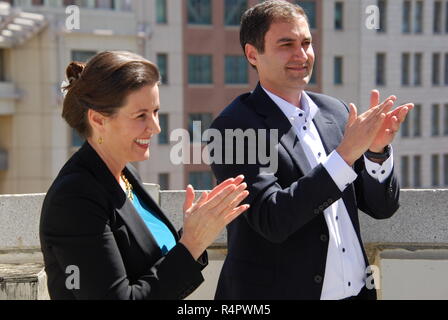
[334,2,343,30]
[376,53,386,86]
[415,1,423,33]
[297,1,316,29]
[158,114,169,145]
[188,171,213,190]
[413,155,421,188]
[334,56,343,84]
[434,1,442,33]
[432,53,440,85]
[187,0,212,25]
[432,154,440,186]
[188,55,212,84]
[156,0,168,23]
[445,104,448,136]
[225,55,248,84]
[413,104,421,137]
[401,53,410,86]
[401,156,410,188]
[157,53,168,84]
[444,154,448,186]
[444,53,448,85]
[158,173,169,190]
[432,104,440,136]
[414,53,422,86]
[224,0,247,26]
[402,0,411,33]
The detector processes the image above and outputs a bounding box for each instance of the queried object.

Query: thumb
[183,185,195,213]
[348,103,358,125]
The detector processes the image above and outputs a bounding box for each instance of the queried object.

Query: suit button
[314,275,323,284]
[327,198,333,204]
[314,209,320,214]
[320,235,328,242]
[323,202,328,207]
[318,205,324,211]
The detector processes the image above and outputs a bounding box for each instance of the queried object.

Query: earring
[98,137,103,145]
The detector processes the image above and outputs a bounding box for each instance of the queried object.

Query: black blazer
[39,142,207,300]
[210,84,400,300]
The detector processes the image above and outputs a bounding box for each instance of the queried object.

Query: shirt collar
[261,86,319,122]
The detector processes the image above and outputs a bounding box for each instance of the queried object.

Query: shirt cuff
[363,145,394,183]
[322,150,358,192]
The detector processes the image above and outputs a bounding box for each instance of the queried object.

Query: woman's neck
[87,138,125,183]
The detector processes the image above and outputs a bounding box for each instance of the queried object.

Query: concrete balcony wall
[1,188,448,299]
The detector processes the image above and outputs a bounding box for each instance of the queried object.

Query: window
[402,0,411,33]
[334,2,344,30]
[401,156,410,188]
[446,1,448,33]
[71,50,96,63]
[432,53,441,85]
[401,53,410,86]
[158,113,169,145]
[224,0,247,26]
[414,0,423,33]
[414,53,422,86]
[376,53,386,86]
[432,154,440,186]
[377,0,387,32]
[444,104,448,135]
[188,171,213,190]
[0,49,5,82]
[432,104,440,136]
[225,56,248,84]
[334,56,343,85]
[401,112,410,137]
[297,1,316,29]
[187,0,212,25]
[413,155,421,188]
[188,113,213,143]
[434,1,442,33]
[158,173,169,190]
[444,154,448,186]
[188,55,212,84]
[156,0,168,24]
[413,104,421,137]
[445,53,448,85]
[157,53,168,84]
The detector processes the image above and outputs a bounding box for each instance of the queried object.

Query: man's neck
[260,82,303,108]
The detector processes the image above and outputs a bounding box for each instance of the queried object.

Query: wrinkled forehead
[267,16,312,38]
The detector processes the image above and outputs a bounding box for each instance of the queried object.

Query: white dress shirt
[262,87,393,300]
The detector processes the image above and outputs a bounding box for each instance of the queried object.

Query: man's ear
[87,109,106,133]
[245,43,259,68]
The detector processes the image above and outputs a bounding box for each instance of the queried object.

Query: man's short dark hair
[240,0,309,65]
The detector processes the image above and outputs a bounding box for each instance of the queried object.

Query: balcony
[1,187,448,300]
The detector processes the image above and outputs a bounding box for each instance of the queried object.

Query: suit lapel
[248,84,312,175]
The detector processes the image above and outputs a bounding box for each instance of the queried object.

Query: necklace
[121,173,134,201]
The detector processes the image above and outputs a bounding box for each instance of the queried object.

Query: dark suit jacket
[210,83,400,300]
[39,142,207,300]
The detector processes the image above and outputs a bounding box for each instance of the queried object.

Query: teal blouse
[131,191,176,255]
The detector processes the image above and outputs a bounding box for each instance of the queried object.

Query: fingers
[183,184,195,213]
[348,103,357,125]
[224,204,251,224]
[208,175,244,199]
[369,90,380,109]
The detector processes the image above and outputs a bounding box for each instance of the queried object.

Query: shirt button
[299,113,303,117]
[336,216,339,220]
[381,170,385,174]
[348,282,351,287]
[372,170,376,174]
[342,248,346,253]
[318,152,322,158]
[303,126,307,130]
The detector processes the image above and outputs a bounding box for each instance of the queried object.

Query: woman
[39,51,249,300]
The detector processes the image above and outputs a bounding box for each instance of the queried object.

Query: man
[209,0,413,300]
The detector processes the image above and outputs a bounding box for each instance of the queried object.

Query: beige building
[321,0,448,189]
[0,0,185,194]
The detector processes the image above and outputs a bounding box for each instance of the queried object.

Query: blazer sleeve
[42,189,204,300]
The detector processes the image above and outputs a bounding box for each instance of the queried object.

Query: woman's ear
[87,109,106,133]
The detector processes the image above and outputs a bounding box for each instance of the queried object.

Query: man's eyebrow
[276,36,313,43]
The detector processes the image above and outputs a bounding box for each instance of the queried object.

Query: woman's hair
[62,51,160,138]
